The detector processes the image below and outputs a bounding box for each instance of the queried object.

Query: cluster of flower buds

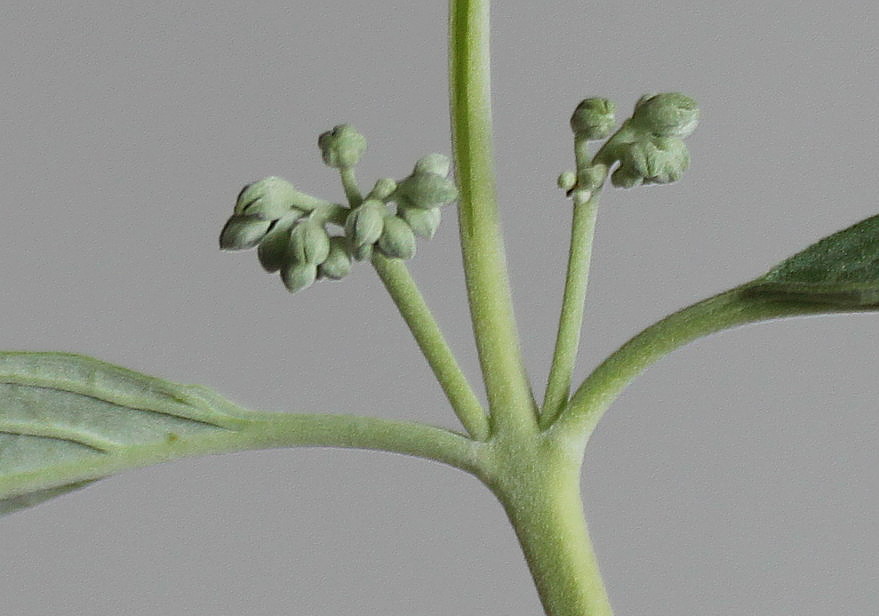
[220,124,458,294]
[344,154,457,262]
[560,93,699,197]
[607,93,699,188]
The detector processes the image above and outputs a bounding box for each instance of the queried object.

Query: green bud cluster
[340,153,455,262]
[221,125,458,294]
[560,93,699,197]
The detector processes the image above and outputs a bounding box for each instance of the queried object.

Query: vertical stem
[372,253,490,440]
[488,439,614,616]
[449,0,537,435]
[541,191,600,426]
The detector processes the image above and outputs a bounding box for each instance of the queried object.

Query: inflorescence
[560,92,699,200]
[220,124,458,293]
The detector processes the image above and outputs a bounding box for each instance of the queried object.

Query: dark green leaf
[745,213,879,305]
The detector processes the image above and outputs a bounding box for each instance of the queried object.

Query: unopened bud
[318,124,367,169]
[378,216,417,260]
[611,137,690,188]
[318,237,353,280]
[397,203,441,239]
[235,177,310,220]
[557,170,577,191]
[413,153,451,177]
[219,215,273,251]
[257,214,300,272]
[395,173,458,209]
[631,93,699,138]
[281,262,317,293]
[570,98,616,140]
[289,220,331,265]
[367,178,398,201]
[345,200,387,250]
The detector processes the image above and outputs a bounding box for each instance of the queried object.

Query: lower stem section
[489,442,613,616]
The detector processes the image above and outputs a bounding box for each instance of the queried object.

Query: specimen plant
[2,2,877,615]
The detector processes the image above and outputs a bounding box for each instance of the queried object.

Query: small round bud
[413,153,451,177]
[289,220,331,265]
[367,178,398,201]
[257,214,300,272]
[318,237,353,280]
[397,203,441,239]
[235,177,306,220]
[318,124,367,169]
[557,170,577,191]
[378,216,417,260]
[395,173,459,209]
[219,215,273,251]
[345,200,387,250]
[570,98,617,140]
[630,93,699,138]
[281,262,317,293]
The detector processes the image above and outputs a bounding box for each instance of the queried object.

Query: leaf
[0,352,254,515]
[745,213,879,305]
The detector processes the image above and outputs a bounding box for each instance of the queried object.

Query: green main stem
[486,436,614,616]
[448,2,613,615]
[449,0,537,436]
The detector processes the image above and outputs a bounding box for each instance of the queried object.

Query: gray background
[1,1,877,614]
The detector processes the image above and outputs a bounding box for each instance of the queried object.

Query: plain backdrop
[1,1,877,614]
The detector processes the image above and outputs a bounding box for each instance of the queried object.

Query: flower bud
[235,177,309,220]
[318,124,367,169]
[397,203,441,239]
[289,220,331,265]
[318,236,353,280]
[257,214,300,272]
[378,216,417,260]
[413,153,451,177]
[366,178,398,201]
[610,166,644,189]
[219,215,273,251]
[395,173,459,209]
[570,98,616,140]
[557,171,577,191]
[611,137,690,188]
[631,93,699,138]
[345,200,386,250]
[281,262,317,293]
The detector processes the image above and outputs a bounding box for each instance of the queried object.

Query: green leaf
[0,352,254,515]
[745,213,879,305]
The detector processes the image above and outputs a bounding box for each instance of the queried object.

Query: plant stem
[449,0,536,435]
[486,437,613,616]
[3,411,486,500]
[372,252,489,440]
[541,191,601,427]
[340,167,363,207]
[550,285,864,442]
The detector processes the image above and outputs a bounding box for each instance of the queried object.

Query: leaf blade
[0,352,253,515]
[746,213,879,305]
